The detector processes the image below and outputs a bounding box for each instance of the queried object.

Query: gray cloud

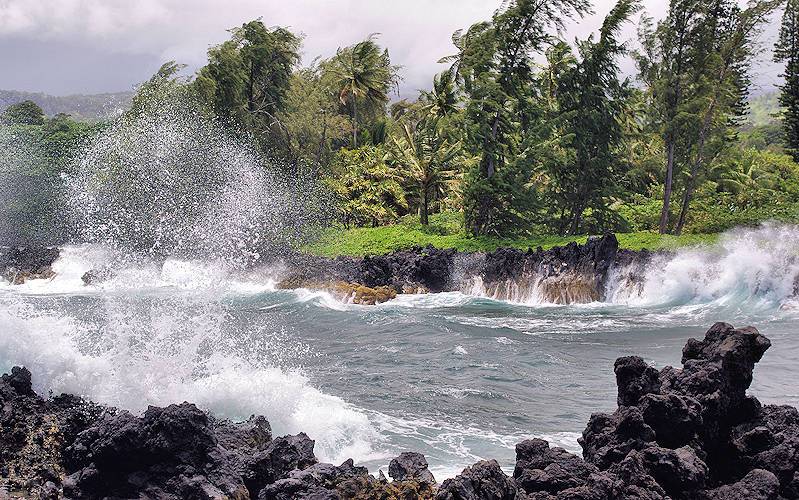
[0,0,782,97]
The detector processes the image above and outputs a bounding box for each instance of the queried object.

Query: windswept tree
[443,0,591,235]
[194,19,301,160]
[277,60,352,176]
[552,0,641,235]
[775,0,799,161]
[636,0,705,234]
[330,35,400,148]
[674,0,780,235]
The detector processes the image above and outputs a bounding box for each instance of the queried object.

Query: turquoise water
[1,226,798,480]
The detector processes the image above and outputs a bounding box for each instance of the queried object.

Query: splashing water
[608,223,799,310]
[66,90,329,268]
[3,93,799,478]
[460,223,799,310]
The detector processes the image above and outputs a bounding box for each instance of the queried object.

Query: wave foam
[0,294,379,465]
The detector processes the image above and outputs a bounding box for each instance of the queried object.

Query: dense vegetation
[1,0,798,251]
[0,90,133,123]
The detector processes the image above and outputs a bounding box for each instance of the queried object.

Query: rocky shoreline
[273,234,663,304]
[1,322,797,499]
[1,235,665,305]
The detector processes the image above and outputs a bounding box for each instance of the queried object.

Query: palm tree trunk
[421,188,429,225]
[352,97,358,148]
[659,141,675,234]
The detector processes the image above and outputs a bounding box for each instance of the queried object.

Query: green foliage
[746,91,782,126]
[0,90,132,123]
[1,100,45,125]
[194,19,301,162]
[305,211,716,257]
[738,122,786,152]
[0,116,98,245]
[328,146,408,227]
[385,121,463,224]
[278,62,352,175]
[774,0,799,161]
[447,0,591,236]
[711,148,799,197]
[329,35,401,148]
[546,0,640,235]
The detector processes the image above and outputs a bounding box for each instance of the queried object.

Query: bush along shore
[1,323,797,499]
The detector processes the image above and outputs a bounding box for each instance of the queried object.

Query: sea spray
[457,224,799,309]
[65,86,330,269]
[608,223,799,309]
[0,286,382,465]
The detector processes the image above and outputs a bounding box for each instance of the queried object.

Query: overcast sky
[0,0,784,99]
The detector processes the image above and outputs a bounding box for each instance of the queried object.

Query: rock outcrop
[0,366,436,499]
[275,235,645,305]
[2,323,796,499]
[0,246,59,284]
[442,322,798,500]
[275,245,457,301]
[72,235,674,305]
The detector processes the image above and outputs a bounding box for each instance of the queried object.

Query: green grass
[304,212,719,257]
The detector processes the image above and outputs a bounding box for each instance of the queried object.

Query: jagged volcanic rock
[2,322,796,499]
[275,235,636,304]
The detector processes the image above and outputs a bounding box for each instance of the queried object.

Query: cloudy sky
[0,0,783,99]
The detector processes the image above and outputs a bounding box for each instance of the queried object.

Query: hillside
[0,90,133,122]
[747,91,783,126]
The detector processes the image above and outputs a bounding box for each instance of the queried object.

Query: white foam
[0,294,380,465]
[609,223,799,310]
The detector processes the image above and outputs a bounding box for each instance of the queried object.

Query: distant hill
[747,91,783,127]
[0,90,133,123]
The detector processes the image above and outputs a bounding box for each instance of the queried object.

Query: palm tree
[419,70,459,121]
[711,152,778,194]
[386,121,462,225]
[331,35,396,148]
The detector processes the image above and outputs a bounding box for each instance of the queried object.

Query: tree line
[2,0,799,244]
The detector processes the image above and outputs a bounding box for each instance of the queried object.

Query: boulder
[389,451,436,486]
[436,460,520,500]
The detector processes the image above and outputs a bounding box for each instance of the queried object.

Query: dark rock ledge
[5,236,669,306]
[2,322,798,499]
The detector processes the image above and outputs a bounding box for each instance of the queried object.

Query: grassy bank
[305,213,719,257]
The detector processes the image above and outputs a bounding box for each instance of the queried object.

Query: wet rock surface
[0,246,59,284]
[2,322,797,499]
[276,235,656,305]
[21,236,674,306]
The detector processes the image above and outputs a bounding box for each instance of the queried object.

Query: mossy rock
[277,279,398,305]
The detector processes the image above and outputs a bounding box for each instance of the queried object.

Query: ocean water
[1,224,798,481]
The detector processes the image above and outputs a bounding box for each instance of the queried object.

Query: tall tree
[674,0,780,235]
[446,0,591,235]
[278,61,352,176]
[194,19,301,160]
[554,0,641,235]
[330,35,400,148]
[636,0,704,233]
[775,0,799,161]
